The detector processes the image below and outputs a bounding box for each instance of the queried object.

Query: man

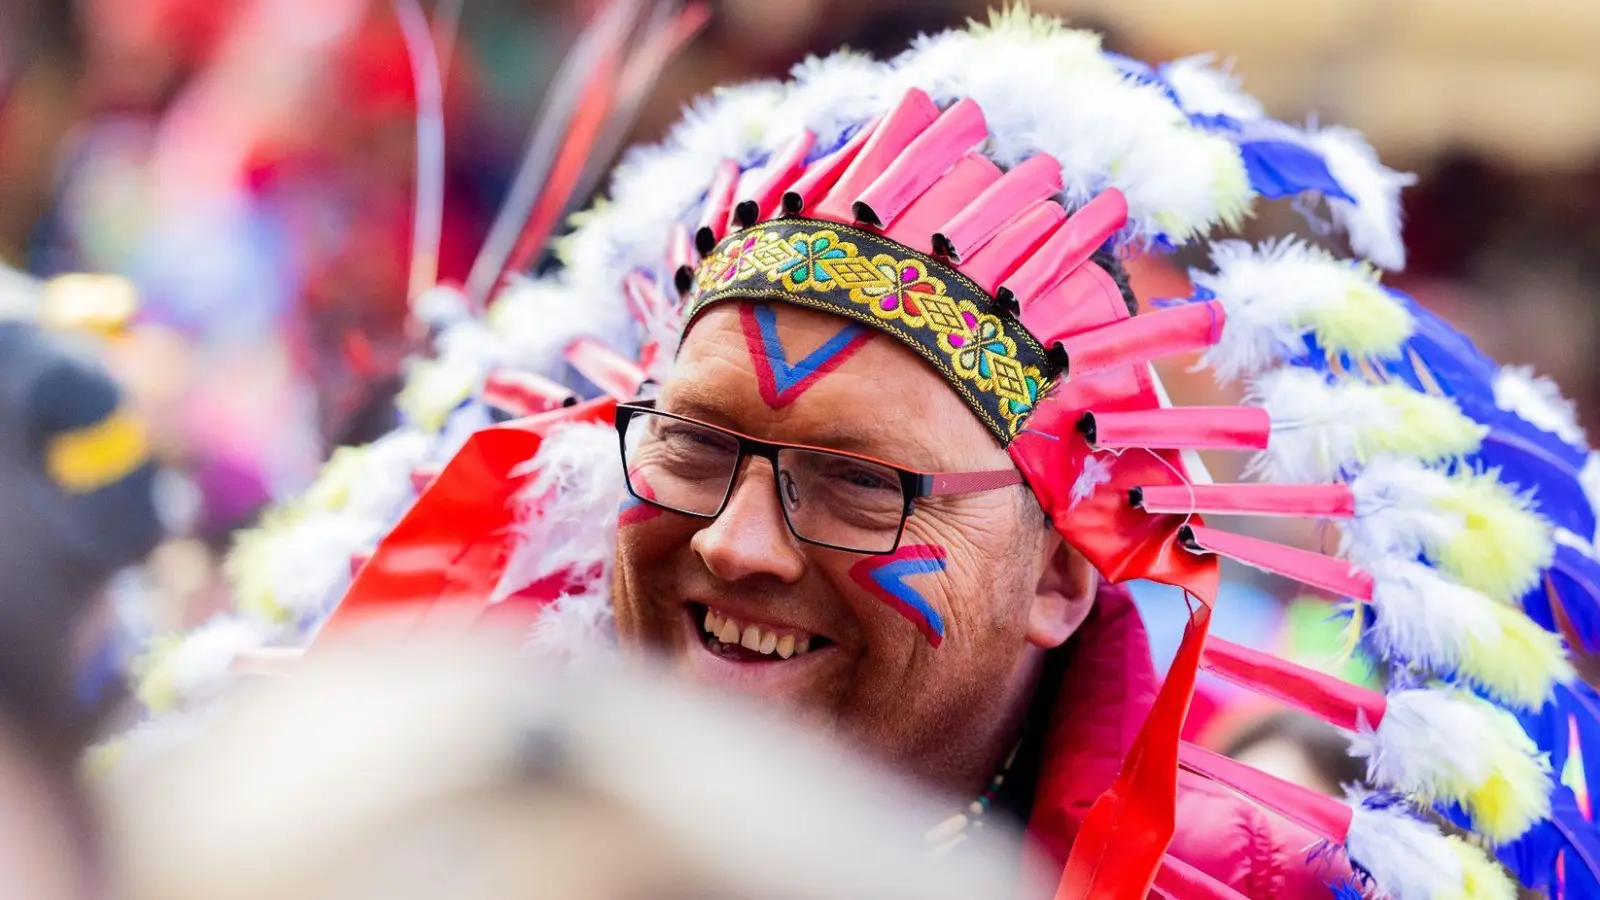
[173,10,1574,899]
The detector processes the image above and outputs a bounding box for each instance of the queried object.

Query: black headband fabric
[684,218,1058,444]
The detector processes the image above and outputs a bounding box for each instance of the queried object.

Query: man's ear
[1026,532,1098,650]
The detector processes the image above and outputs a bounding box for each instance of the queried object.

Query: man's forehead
[665,300,991,462]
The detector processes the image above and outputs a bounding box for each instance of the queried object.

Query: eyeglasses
[615,401,1025,554]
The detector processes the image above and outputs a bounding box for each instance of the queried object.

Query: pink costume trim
[1003,189,1129,310]
[810,89,940,224]
[1202,636,1388,732]
[564,337,649,400]
[1053,301,1225,379]
[944,201,1064,293]
[886,153,1002,255]
[1180,524,1376,601]
[933,153,1063,262]
[853,98,988,229]
[1133,483,1357,518]
[782,115,881,216]
[693,158,742,254]
[622,271,671,326]
[482,369,579,416]
[1079,407,1271,451]
[1178,742,1354,844]
[667,221,697,294]
[736,129,816,225]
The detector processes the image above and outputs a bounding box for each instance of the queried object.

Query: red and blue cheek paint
[849,544,949,647]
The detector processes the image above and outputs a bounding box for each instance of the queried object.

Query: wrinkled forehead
[667,299,1004,469]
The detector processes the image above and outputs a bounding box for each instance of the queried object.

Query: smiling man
[226,11,1580,900]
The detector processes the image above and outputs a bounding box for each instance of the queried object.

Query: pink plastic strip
[933,153,1063,262]
[694,158,742,254]
[1022,264,1130,344]
[482,369,579,417]
[1181,524,1376,601]
[621,271,669,326]
[1081,407,1271,452]
[957,200,1064,293]
[1003,189,1129,308]
[667,221,696,294]
[737,129,816,226]
[1202,636,1388,732]
[1046,301,1226,378]
[853,98,987,228]
[1178,742,1354,844]
[811,89,940,224]
[1132,483,1357,519]
[564,337,649,400]
[885,153,1002,255]
[782,115,881,216]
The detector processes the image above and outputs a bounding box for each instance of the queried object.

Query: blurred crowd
[0,0,1595,897]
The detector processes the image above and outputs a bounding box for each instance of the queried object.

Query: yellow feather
[1431,471,1553,603]
[1365,385,1486,463]
[1461,707,1552,844]
[1462,604,1574,709]
[131,634,184,714]
[1209,138,1255,234]
[223,513,300,623]
[395,357,479,434]
[81,738,129,782]
[1310,269,1412,361]
[1446,836,1517,900]
[302,446,370,514]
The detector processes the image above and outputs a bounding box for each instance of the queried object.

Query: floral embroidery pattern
[689,219,1056,442]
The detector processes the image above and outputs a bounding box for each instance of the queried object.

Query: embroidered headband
[685,218,1058,444]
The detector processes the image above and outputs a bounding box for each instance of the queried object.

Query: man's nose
[691,457,806,584]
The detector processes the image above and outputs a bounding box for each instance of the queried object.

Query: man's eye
[835,467,897,492]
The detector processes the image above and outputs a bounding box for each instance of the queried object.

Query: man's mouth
[686,602,832,663]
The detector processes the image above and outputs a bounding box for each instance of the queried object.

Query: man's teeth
[704,609,812,659]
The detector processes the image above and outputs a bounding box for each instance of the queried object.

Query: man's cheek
[848,544,950,648]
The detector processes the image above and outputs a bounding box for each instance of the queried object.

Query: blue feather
[1239,139,1352,201]
[1549,546,1600,652]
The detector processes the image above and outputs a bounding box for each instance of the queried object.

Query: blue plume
[1239,139,1352,202]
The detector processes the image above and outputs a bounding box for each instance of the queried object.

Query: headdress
[130,7,1600,899]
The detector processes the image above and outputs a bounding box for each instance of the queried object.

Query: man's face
[611,300,1060,783]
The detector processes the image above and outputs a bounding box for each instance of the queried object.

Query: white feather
[1345,801,1464,900]
[524,587,618,666]
[1193,238,1406,381]
[1349,689,1502,800]
[1069,453,1115,509]
[1160,54,1265,121]
[341,430,432,525]
[488,275,634,379]
[1343,457,1462,565]
[1364,559,1499,674]
[1246,369,1387,483]
[260,513,377,621]
[1583,453,1600,546]
[781,52,898,152]
[1305,125,1416,271]
[494,423,625,601]
[1493,364,1586,447]
[164,617,273,707]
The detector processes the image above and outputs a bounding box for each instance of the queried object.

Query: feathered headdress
[127,5,1600,899]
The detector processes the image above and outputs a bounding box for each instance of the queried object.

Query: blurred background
[2,0,1598,804]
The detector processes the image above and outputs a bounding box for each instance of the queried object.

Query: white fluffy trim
[1345,801,1463,900]
[1160,54,1265,122]
[1195,238,1410,381]
[1494,364,1586,447]
[494,422,625,601]
[1306,125,1416,271]
[162,617,274,708]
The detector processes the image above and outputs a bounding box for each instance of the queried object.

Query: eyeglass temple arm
[919,468,1026,496]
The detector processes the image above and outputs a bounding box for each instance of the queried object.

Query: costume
[132,8,1600,899]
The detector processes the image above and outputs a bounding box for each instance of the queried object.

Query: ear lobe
[1025,535,1098,649]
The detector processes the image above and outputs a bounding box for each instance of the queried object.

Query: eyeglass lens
[622,409,905,553]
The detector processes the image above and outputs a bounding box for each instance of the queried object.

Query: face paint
[739,303,873,409]
[619,469,665,527]
[848,544,949,647]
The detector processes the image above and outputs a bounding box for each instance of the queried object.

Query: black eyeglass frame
[614,400,1024,555]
